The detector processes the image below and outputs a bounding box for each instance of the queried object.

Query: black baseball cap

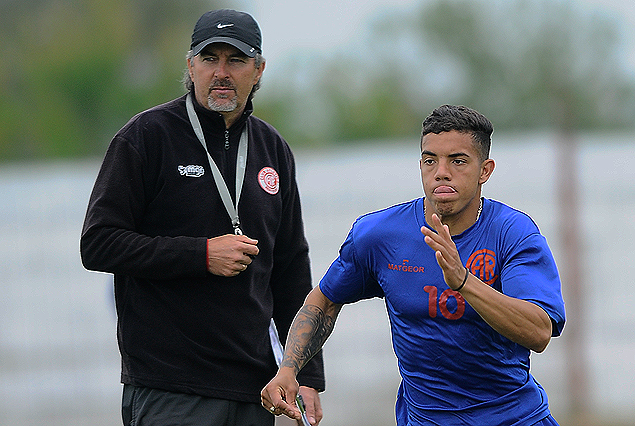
[190,9,262,58]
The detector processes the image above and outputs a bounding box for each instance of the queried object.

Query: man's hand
[420,213,465,290]
[261,375,323,425]
[297,386,323,425]
[261,368,302,420]
[207,234,259,276]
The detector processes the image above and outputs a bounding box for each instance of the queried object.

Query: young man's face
[187,43,264,126]
[420,130,494,220]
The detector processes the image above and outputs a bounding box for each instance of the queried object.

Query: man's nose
[435,161,451,180]
[214,60,230,78]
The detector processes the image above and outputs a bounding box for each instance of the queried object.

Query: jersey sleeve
[500,232,566,336]
[319,219,384,304]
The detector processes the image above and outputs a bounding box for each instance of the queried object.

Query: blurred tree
[396,0,635,130]
[0,0,222,161]
[1,0,634,159]
[256,0,635,145]
[255,53,423,146]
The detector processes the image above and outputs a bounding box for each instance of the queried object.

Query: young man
[262,105,565,425]
[81,9,324,426]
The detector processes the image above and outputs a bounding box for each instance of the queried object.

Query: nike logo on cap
[217,23,234,29]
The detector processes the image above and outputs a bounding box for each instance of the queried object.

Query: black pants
[122,384,275,426]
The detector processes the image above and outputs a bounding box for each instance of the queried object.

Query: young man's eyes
[421,157,468,165]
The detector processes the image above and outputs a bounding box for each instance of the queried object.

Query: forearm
[81,225,207,279]
[460,273,553,352]
[281,287,342,376]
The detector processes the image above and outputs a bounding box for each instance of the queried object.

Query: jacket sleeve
[269,144,326,392]
[80,135,208,280]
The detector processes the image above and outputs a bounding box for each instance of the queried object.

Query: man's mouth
[433,186,457,194]
[210,79,235,93]
[209,86,236,100]
[211,86,234,93]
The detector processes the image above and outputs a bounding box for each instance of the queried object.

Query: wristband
[456,267,469,292]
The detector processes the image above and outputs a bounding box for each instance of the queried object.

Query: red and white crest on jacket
[258,167,279,195]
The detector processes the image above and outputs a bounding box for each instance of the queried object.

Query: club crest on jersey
[178,165,205,178]
[258,167,279,195]
[466,249,498,285]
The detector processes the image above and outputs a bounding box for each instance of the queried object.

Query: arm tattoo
[281,304,336,374]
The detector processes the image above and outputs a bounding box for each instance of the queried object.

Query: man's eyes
[201,56,247,63]
[421,158,467,165]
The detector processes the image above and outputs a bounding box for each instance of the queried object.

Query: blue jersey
[319,198,565,426]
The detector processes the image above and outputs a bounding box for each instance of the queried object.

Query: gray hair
[182,50,265,97]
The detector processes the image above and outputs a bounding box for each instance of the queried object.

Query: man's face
[420,130,493,219]
[187,43,264,125]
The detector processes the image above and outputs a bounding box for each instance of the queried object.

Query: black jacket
[81,93,325,402]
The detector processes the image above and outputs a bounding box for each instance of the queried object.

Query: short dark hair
[421,105,493,161]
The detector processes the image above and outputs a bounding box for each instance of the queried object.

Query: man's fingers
[421,217,465,288]
[298,386,322,425]
[429,213,452,238]
[261,385,301,420]
[421,227,444,254]
[207,233,261,276]
[238,236,260,257]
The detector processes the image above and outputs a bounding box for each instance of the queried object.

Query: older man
[81,9,324,426]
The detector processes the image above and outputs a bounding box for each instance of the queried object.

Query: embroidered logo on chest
[178,165,205,178]
[258,167,279,195]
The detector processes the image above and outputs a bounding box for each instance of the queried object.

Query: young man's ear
[479,159,495,185]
